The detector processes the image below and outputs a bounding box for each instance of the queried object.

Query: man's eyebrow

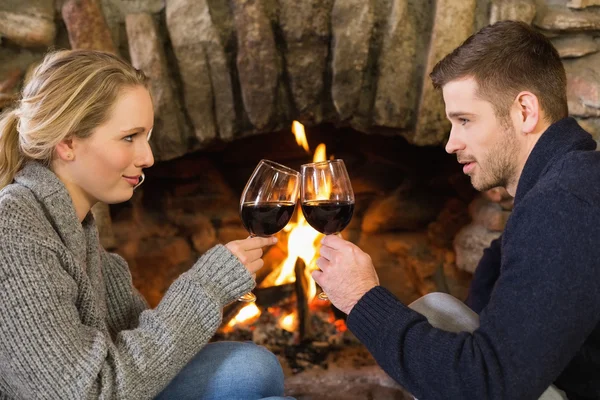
[447,112,476,119]
[121,127,146,134]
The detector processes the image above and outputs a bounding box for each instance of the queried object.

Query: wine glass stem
[238,233,258,302]
[316,232,342,301]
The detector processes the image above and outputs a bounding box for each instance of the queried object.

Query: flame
[273,212,321,301]
[226,303,261,329]
[279,312,297,332]
[313,143,326,163]
[311,143,332,200]
[272,125,330,301]
[292,121,309,152]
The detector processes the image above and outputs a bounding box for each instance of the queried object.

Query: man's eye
[459,118,469,126]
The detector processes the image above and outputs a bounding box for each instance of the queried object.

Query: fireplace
[108,120,476,394]
[110,121,477,303]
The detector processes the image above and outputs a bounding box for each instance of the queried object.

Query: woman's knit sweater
[0,161,254,399]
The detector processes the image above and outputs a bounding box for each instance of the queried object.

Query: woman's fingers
[246,258,264,274]
[238,248,263,265]
[242,236,277,250]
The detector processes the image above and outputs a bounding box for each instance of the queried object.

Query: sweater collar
[514,117,596,205]
[13,161,94,262]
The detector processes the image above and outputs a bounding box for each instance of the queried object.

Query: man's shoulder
[551,150,600,205]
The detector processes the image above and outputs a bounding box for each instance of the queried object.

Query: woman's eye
[123,134,136,142]
[459,118,469,126]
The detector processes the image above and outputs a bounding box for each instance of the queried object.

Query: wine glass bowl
[300,159,355,235]
[240,202,296,237]
[300,159,355,300]
[301,201,354,235]
[238,160,300,302]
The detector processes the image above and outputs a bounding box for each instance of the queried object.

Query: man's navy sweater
[347,118,600,400]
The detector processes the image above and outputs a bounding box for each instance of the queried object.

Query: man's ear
[515,91,540,134]
[55,138,75,161]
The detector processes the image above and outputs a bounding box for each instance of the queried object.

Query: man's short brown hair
[430,20,568,123]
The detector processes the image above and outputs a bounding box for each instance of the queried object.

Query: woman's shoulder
[0,183,54,240]
[0,182,38,211]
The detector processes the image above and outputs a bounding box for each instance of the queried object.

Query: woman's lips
[123,176,140,186]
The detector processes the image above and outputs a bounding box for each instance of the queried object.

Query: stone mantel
[2,0,600,163]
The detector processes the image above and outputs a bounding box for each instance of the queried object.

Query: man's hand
[312,235,379,314]
[226,236,277,275]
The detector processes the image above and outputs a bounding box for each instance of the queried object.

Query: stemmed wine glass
[239,159,300,302]
[301,159,355,300]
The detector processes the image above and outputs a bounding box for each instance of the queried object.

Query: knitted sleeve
[100,250,149,334]
[0,241,254,399]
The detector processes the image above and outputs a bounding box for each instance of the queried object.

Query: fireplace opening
[109,121,477,381]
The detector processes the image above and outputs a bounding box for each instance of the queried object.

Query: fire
[226,302,260,330]
[311,143,332,200]
[279,312,297,332]
[292,120,309,152]
[313,143,326,163]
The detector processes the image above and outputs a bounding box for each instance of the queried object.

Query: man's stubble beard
[471,122,519,192]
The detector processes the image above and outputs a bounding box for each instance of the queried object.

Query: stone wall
[3,0,600,161]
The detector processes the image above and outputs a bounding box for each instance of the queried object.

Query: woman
[0,50,290,399]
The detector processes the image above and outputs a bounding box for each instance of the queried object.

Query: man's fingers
[321,234,345,250]
[319,246,333,261]
[316,256,330,271]
[312,269,324,284]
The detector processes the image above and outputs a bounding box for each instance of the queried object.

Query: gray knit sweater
[0,162,255,399]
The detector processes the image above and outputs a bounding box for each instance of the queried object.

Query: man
[313,20,600,400]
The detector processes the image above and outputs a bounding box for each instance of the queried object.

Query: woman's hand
[225,236,277,274]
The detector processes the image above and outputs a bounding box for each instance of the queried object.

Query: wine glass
[301,159,355,300]
[238,159,300,302]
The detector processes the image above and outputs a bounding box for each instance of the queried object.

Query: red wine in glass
[301,159,354,300]
[300,200,354,235]
[238,160,300,302]
[241,201,297,237]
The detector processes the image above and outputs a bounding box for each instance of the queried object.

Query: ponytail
[0,109,24,190]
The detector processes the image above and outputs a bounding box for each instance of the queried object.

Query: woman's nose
[136,140,154,168]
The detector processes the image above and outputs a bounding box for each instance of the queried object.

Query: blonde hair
[0,49,148,190]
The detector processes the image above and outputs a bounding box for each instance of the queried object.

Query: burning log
[295,258,314,342]
[255,283,295,308]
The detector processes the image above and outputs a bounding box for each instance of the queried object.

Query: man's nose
[445,128,464,154]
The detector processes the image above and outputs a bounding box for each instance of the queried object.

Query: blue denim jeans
[155,341,294,400]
